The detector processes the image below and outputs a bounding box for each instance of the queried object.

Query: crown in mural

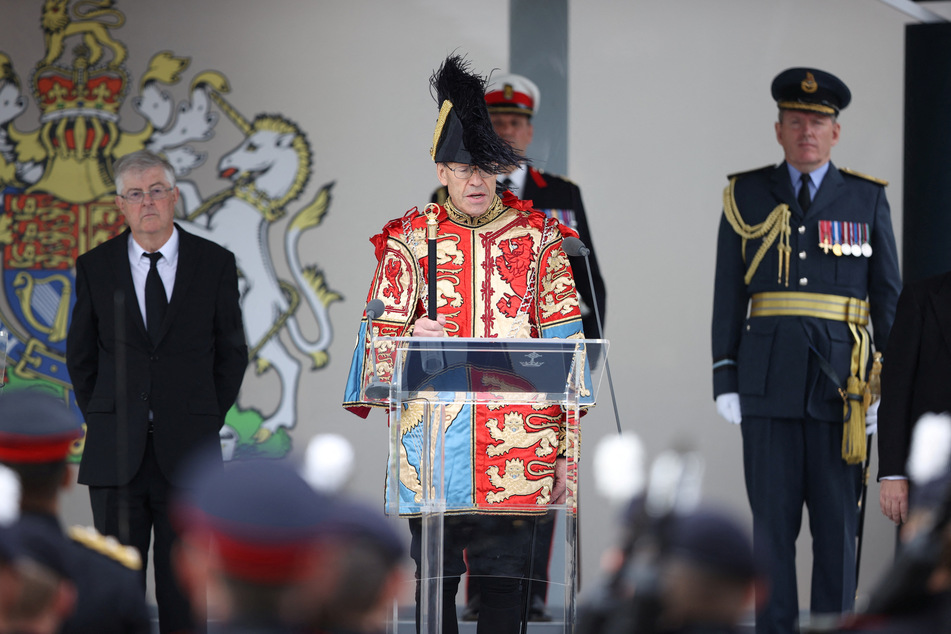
[32,45,129,122]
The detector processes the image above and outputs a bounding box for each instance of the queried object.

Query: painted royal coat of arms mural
[0,0,340,460]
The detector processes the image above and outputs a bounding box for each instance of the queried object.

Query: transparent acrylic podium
[363,336,606,633]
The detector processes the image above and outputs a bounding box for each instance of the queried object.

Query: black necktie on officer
[145,252,167,344]
[798,173,812,212]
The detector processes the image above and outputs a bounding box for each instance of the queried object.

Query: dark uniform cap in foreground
[667,506,759,581]
[322,498,405,566]
[771,67,851,116]
[177,459,334,585]
[429,54,524,173]
[485,73,540,117]
[0,390,82,463]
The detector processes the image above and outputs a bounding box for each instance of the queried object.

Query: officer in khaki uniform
[711,68,902,633]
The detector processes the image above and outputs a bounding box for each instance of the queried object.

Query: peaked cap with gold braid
[429,55,523,174]
[772,67,851,116]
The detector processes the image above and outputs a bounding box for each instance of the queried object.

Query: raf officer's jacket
[711,162,901,423]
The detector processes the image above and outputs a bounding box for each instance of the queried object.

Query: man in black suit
[66,150,248,633]
[878,271,951,526]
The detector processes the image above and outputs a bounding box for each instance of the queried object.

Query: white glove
[865,399,880,436]
[716,393,742,425]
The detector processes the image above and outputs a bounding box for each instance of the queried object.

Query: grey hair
[113,150,176,195]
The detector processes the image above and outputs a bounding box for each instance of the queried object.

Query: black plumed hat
[429,55,523,173]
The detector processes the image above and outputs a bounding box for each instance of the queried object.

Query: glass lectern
[362,336,606,633]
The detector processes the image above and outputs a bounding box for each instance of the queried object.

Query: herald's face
[437,163,497,217]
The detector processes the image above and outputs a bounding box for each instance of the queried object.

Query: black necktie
[145,252,167,344]
[798,173,812,212]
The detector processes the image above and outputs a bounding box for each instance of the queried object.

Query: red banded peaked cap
[485,72,540,117]
[0,390,82,463]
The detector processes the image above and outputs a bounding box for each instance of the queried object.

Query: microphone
[562,237,621,434]
[562,236,590,258]
[366,298,385,321]
[364,299,391,400]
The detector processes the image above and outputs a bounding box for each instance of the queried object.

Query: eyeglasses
[118,186,174,204]
[443,164,494,180]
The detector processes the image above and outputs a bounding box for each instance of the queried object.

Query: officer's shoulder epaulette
[726,164,775,181]
[530,167,578,187]
[840,167,888,186]
[67,525,142,571]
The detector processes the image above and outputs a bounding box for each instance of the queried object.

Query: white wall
[1,0,941,615]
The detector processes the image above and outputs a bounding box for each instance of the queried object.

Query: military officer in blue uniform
[0,390,150,633]
[711,68,902,634]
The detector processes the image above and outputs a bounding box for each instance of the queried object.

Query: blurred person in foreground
[0,389,149,633]
[300,434,407,633]
[173,458,337,633]
[579,502,761,634]
[0,463,24,631]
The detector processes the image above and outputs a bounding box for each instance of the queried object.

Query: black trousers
[409,515,534,634]
[89,435,201,634]
[466,510,556,608]
[742,416,861,634]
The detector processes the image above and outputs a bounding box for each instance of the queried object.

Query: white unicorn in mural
[156,72,339,445]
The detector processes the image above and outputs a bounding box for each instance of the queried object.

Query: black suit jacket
[433,167,607,338]
[67,224,247,487]
[878,271,951,478]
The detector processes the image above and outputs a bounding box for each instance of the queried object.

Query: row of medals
[818,220,873,258]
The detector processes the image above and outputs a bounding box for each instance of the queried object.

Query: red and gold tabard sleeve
[342,208,428,415]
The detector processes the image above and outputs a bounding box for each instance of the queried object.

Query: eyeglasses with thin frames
[118,186,174,204]
[443,164,494,180]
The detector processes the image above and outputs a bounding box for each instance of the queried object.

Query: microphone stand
[363,299,391,400]
[566,237,621,435]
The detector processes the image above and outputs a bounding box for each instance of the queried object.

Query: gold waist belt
[750,291,872,465]
[749,292,869,326]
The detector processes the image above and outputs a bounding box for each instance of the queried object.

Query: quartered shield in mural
[0,0,340,461]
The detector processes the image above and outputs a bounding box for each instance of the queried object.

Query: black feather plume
[430,55,523,174]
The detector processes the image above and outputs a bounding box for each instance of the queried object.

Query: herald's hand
[412,315,446,337]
